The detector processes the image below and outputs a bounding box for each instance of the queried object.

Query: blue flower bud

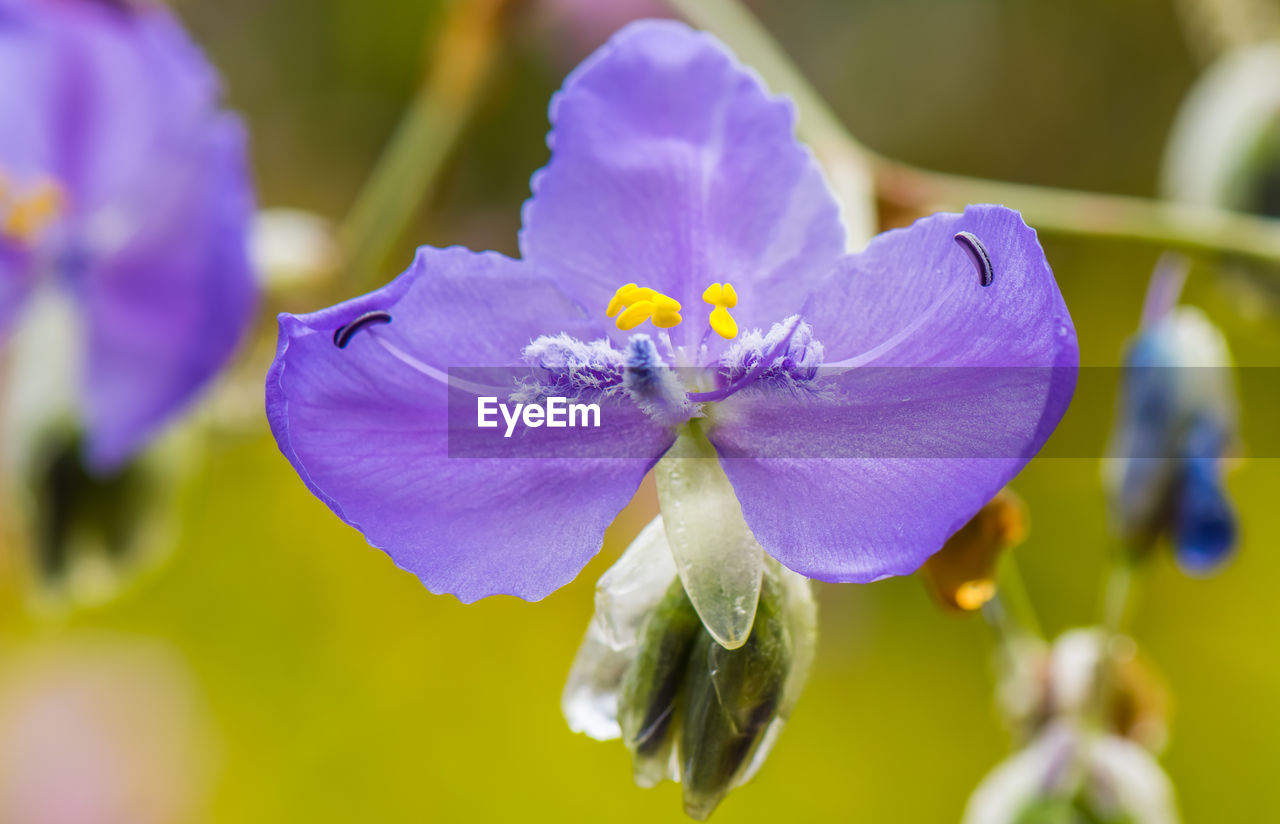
[1174,421,1237,573]
[1106,266,1239,573]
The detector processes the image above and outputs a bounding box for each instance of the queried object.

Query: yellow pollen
[0,176,65,245]
[606,283,682,331]
[701,282,739,339]
[954,579,997,611]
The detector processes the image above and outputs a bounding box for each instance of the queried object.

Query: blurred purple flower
[266,21,1077,603]
[0,0,256,472]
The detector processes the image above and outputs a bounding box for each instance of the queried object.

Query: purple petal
[0,3,60,182]
[519,20,845,353]
[0,6,60,337]
[0,244,33,339]
[80,114,255,472]
[801,205,1076,367]
[5,1,221,219]
[708,205,1078,582]
[266,247,674,602]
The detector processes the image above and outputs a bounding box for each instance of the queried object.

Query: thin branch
[666,0,1280,267]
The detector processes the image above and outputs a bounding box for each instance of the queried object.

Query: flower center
[605,281,742,340]
[0,170,66,246]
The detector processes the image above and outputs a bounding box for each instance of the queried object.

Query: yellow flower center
[605,281,741,340]
[0,170,65,245]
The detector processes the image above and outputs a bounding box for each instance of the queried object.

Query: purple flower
[0,0,256,472]
[267,21,1077,604]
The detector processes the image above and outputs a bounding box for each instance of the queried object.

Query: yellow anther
[708,306,738,339]
[1,177,65,244]
[650,293,682,328]
[616,300,656,330]
[701,281,739,339]
[607,283,640,317]
[721,282,737,308]
[607,283,682,332]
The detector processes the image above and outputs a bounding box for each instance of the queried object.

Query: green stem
[1101,556,1139,635]
[880,164,1280,264]
[995,552,1044,639]
[1173,0,1280,63]
[338,0,511,292]
[665,0,1280,267]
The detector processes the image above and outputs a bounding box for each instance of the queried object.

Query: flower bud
[563,517,678,743]
[678,570,791,820]
[11,425,188,609]
[563,517,817,819]
[2,289,189,607]
[1105,263,1239,573]
[26,430,149,586]
[921,488,1027,612]
[995,629,1170,752]
[963,721,1179,824]
[619,578,703,786]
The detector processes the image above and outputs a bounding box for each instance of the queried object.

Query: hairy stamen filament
[686,315,803,403]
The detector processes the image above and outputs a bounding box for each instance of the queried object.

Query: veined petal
[520,20,845,352]
[707,366,1073,582]
[803,205,1075,369]
[80,115,255,471]
[266,247,674,602]
[710,205,1077,583]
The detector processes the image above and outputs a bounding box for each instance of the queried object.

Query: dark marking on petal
[954,231,994,287]
[333,311,392,348]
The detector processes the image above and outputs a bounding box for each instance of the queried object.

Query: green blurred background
[4,0,1279,820]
